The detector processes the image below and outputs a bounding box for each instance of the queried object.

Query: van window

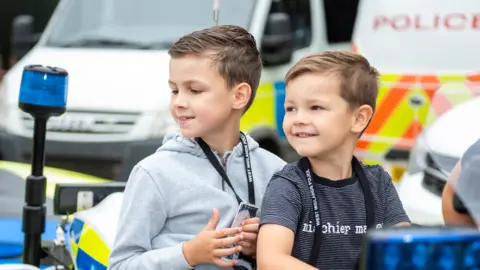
[323,0,359,43]
[44,0,256,49]
[269,0,312,49]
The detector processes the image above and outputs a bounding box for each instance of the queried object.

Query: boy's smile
[177,115,195,127]
[293,132,318,138]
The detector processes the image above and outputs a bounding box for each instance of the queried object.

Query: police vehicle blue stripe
[70,219,84,244]
[0,218,58,258]
[274,81,286,138]
[76,248,107,270]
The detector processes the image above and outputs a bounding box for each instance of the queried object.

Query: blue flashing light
[18,65,68,108]
[362,227,480,270]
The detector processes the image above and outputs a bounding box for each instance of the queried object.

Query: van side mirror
[261,12,294,67]
[11,15,41,61]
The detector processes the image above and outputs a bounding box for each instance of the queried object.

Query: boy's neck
[308,148,355,181]
[200,118,241,156]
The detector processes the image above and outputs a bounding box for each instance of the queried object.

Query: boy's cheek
[282,117,292,133]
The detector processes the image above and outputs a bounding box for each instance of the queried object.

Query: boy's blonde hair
[168,25,262,112]
[285,51,379,113]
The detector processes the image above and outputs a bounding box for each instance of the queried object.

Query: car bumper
[397,171,444,225]
[0,131,162,181]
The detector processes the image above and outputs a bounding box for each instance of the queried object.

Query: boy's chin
[179,128,206,139]
[294,147,320,158]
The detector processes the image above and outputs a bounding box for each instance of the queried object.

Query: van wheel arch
[248,127,282,157]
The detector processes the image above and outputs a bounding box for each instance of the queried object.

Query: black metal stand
[22,116,48,267]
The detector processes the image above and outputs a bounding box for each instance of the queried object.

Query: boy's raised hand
[183,208,244,268]
[239,217,260,257]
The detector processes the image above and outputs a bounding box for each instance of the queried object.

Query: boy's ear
[351,104,373,134]
[232,82,252,110]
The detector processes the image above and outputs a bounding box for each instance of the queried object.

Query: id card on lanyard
[305,157,375,267]
[196,132,255,205]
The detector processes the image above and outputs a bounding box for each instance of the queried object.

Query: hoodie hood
[159,131,260,159]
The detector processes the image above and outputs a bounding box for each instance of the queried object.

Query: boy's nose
[173,93,188,108]
[292,110,310,125]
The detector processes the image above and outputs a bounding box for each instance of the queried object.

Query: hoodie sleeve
[108,165,193,270]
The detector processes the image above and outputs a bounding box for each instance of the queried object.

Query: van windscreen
[44,0,256,49]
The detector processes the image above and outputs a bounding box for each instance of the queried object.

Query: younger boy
[256,51,410,270]
[109,25,285,270]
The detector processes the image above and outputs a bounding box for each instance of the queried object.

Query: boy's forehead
[170,51,218,65]
[286,73,340,96]
[170,53,213,68]
[169,54,221,83]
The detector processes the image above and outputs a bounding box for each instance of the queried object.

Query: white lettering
[302,222,315,233]
[355,225,367,234]
[321,222,351,235]
[304,222,381,235]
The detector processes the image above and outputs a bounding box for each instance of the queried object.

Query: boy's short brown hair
[285,50,379,113]
[168,25,262,112]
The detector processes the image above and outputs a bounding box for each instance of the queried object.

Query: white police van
[0,0,355,180]
[1,0,477,183]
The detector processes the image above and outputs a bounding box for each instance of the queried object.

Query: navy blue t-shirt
[260,158,410,269]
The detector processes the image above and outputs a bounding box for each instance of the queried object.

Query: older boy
[109,25,285,270]
[257,51,410,270]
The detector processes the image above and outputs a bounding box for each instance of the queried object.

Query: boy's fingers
[212,245,242,258]
[214,227,242,239]
[204,208,221,231]
[213,257,237,268]
[242,223,259,233]
[239,240,253,248]
[241,232,257,241]
[214,234,243,248]
[242,217,260,225]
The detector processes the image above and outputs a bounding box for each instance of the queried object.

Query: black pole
[32,117,47,176]
[22,116,48,266]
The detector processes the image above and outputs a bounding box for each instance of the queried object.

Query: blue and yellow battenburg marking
[240,80,286,137]
[69,218,110,270]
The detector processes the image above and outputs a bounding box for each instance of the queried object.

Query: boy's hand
[239,217,260,257]
[183,208,244,268]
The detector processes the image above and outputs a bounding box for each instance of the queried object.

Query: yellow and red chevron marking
[427,73,480,123]
[352,43,480,156]
[356,72,480,158]
[351,43,480,181]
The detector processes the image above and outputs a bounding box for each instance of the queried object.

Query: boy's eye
[285,107,296,112]
[311,105,324,110]
[190,89,202,94]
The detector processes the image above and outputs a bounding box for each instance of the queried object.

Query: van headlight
[0,82,7,125]
[0,81,23,135]
[407,131,429,174]
[148,111,178,138]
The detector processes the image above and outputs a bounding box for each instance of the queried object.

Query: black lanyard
[306,157,375,267]
[196,132,255,205]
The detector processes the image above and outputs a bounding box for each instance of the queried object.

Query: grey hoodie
[108,132,286,270]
